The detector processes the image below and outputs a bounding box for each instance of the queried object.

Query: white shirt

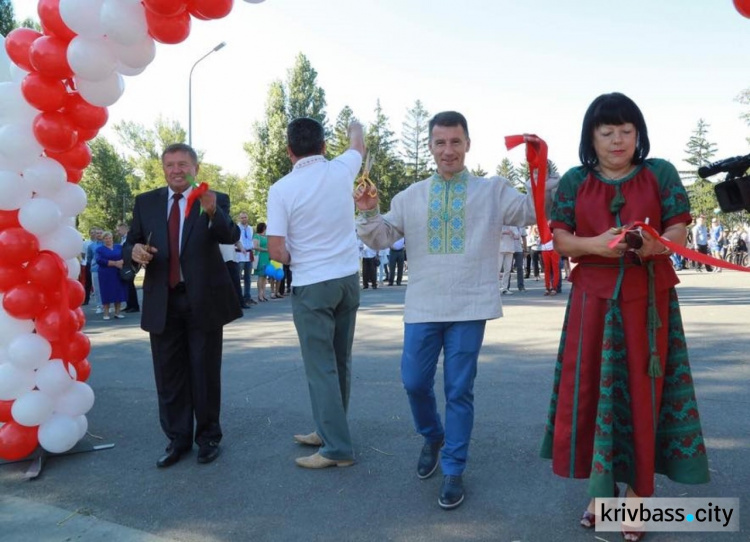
[167,186,192,254]
[236,224,254,263]
[267,150,363,287]
[219,243,235,263]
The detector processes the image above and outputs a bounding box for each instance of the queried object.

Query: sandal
[581,483,620,529]
[622,527,646,541]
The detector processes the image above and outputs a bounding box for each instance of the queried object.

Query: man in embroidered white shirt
[355,111,552,510]
[235,212,255,305]
[267,118,365,469]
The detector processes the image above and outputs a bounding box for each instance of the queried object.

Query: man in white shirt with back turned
[267,117,365,469]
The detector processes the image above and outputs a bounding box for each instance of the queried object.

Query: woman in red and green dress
[540,93,709,539]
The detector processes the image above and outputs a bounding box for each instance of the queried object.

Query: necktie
[168,193,182,288]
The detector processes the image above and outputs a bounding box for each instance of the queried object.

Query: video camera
[699,153,750,213]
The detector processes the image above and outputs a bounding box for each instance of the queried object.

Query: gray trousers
[291,272,360,460]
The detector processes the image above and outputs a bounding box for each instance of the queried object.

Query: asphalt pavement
[1,269,749,542]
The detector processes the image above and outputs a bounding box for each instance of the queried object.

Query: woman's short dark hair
[256,222,267,234]
[287,117,325,158]
[429,111,469,140]
[578,92,650,169]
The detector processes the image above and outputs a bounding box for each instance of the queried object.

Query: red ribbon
[505,134,551,243]
[608,221,750,272]
[185,182,209,218]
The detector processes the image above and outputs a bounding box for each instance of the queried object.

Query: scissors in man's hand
[354,152,378,198]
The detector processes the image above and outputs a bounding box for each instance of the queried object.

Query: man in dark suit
[123,143,242,468]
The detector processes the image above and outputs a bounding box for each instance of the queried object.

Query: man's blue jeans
[401,320,486,475]
[239,261,253,299]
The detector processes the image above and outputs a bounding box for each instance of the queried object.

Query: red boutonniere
[185,174,209,218]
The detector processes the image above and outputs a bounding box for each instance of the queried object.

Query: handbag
[119,265,136,282]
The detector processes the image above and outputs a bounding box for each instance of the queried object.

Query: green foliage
[287,53,328,126]
[243,80,291,221]
[736,88,750,145]
[684,119,718,181]
[19,17,40,31]
[547,159,559,177]
[0,0,15,36]
[470,165,488,177]
[496,158,526,193]
[78,137,134,234]
[328,105,356,158]
[401,100,432,183]
[686,178,720,220]
[366,100,406,213]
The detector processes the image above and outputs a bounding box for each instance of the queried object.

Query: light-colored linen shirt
[267,150,363,287]
[357,169,536,323]
[236,224,254,263]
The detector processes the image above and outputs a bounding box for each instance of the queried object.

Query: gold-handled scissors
[354,152,377,198]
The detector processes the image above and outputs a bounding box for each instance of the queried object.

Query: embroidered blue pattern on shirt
[427,171,468,254]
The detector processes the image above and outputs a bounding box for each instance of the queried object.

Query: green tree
[496,158,519,184]
[365,100,407,212]
[0,0,15,36]
[736,88,750,145]
[286,53,327,126]
[401,100,431,183]
[686,179,719,220]
[470,165,488,177]
[547,159,560,177]
[328,105,356,158]
[244,80,290,221]
[78,137,134,234]
[684,119,718,181]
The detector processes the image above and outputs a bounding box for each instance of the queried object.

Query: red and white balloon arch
[0,0,262,461]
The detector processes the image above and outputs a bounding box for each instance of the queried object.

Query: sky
[13,0,750,180]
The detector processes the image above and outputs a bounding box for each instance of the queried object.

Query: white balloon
[244,0,267,3]
[39,225,84,260]
[36,359,75,397]
[0,363,36,400]
[51,182,87,217]
[38,413,80,453]
[0,82,38,125]
[19,197,63,237]
[0,36,12,83]
[9,64,29,84]
[8,333,52,371]
[0,302,35,344]
[59,0,105,39]
[67,36,117,82]
[109,35,155,70]
[22,156,67,197]
[73,414,88,440]
[101,0,148,47]
[0,123,43,171]
[66,257,81,280]
[0,169,32,210]
[54,381,95,416]
[116,61,146,77]
[12,389,55,426]
[76,71,124,107]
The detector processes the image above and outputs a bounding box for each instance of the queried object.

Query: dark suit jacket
[123,187,242,334]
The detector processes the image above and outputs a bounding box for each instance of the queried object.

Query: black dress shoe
[439,475,465,510]
[157,447,184,468]
[417,438,443,479]
[241,303,251,309]
[197,441,221,464]
[124,307,140,313]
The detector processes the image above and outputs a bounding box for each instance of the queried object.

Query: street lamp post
[188,41,227,147]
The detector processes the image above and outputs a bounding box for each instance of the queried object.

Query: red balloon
[73,306,85,330]
[35,306,78,342]
[188,0,233,19]
[76,127,99,142]
[0,400,13,423]
[72,358,91,382]
[29,35,73,80]
[21,73,69,112]
[45,142,92,171]
[38,0,76,42]
[67,278,85,308]
[49,339,66,359]
[4,28,42,72]
[64,93,108,130]
[0,264,26,293]
[0,421,38,461]
[0,228,40,266]
[3,283,45,320]
[146,10,191,44]
[735,0,750,17]
[143,0,187,17]
[26,251,67,291]
[0,209,20,231]
[65,331,91,364]
[66,167,84,183]
[34,111,79,153]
